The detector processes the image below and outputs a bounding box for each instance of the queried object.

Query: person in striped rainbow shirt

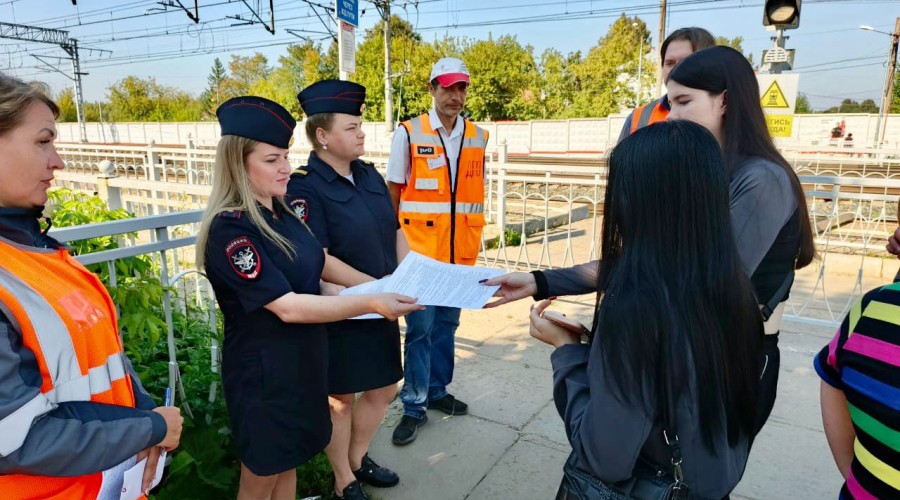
[815,284,900,499]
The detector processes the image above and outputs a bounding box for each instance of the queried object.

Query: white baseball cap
[429,57,470,87]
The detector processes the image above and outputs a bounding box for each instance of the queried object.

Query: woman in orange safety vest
[0,74,183,500]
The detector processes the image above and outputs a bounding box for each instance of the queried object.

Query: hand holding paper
[340,252,505,317]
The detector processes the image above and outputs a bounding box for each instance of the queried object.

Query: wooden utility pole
[879,16,900,146]
[381,1,394,131]
[656,0,667,96]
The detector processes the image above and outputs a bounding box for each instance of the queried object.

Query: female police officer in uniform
[196,95,422,500]
[286,81,407,500]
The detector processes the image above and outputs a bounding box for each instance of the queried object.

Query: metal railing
[48,210,215,411]
[38,170,899,408]
[51,142,900,335]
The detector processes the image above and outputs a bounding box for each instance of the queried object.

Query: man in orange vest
[386,57,489,446]
[618,27,716,142]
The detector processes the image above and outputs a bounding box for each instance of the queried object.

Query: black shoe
[427,394,469,415]
[391,414,427,445]
[353,454,399,487]
[336,480,369,500]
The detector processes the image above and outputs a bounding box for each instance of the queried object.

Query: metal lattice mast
[0,22,87,142]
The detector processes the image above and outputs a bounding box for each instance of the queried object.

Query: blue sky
[1,0,897,111]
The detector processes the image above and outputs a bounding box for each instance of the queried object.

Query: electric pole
[65,39,87,143]
[880,17,900,146]
[656,0,667,96]
[383,1,394,131]
[0,22,89,142]
[372,1,395,131]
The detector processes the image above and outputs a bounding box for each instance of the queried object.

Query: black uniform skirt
[222,321,331,476]
[327,318,402,394]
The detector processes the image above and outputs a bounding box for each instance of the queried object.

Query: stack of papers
[340,251,505,319]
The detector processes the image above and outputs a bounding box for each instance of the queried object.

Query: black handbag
[556,349,689,500]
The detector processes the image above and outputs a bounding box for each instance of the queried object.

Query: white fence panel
[531,121,567,153]
[569,119,609,154]
[56,113,900,152]
[495,122,531,155]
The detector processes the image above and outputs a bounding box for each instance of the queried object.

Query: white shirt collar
[429,107,464,139]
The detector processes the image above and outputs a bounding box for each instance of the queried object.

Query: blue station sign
[335,0,358,27]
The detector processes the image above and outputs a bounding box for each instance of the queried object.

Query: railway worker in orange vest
[0,73,183,499]
[617,27,716,143]
[386,57,489,446]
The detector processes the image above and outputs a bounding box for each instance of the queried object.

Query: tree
[795,92,813,113]
[568,14,651,118]
[204,58,227,111]
[824,98,879,114]
[55,88,104,122]
[261,40,332,117]
[462,34,541,120]
[716,36,744,53]
[538,48,579,119]
[716,35,755,68]
[107,76,202,122]
[56,87,78,122]
[354,15,435,123]
[220,53,270,99]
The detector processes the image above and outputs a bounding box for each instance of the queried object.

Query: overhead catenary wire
[2,0,896,100]
[0,0,876,65]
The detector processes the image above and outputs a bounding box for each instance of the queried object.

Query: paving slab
[732,318,844,499]
[468,332,557,371]
[368,410,519,500]
[467,437,569,500]
[734,419,842,499]
[520,400,569,447]
[450,350,553,430]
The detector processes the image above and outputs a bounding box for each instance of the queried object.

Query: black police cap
[216,96,296,149]
[298,80,366,117]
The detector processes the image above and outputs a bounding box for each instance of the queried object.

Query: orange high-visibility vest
[399,113,489,265]
[0,238,138,500]
[629,98,669,134]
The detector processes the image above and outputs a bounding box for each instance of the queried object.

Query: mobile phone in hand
[542,311,593,343]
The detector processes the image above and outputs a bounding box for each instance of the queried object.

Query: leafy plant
[485,227,522,250]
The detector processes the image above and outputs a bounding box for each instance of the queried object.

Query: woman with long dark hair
[488,46,814,434]
[529,121,761,498]
[665,45,815,429]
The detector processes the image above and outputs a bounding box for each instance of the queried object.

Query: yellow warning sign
[761,81,790,109]
[764,114,794,138]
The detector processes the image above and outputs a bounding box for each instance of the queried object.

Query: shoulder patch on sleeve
[288,198,309,222]
[216,210,243,219]
[225,236,261,279]
[292,168,309,176]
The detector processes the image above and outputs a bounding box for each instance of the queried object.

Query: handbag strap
[760,271,795,321]
[660,342,688,495]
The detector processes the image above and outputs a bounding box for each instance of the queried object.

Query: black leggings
[756,333,781,433]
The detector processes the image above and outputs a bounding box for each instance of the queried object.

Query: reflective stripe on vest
[406,117,488,154]
[0,239,134,460]
[399,201,484,214]
[0,350,127,456]
[399,113,488,265]
[629,98,669,134]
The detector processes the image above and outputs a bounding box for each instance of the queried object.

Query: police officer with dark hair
[286,80,407,500]
[196,95,421,500]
